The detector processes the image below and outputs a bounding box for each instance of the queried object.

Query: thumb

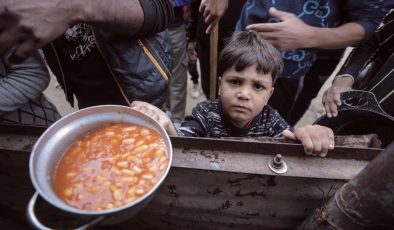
[282,129,296,140]
[269,7,292,20]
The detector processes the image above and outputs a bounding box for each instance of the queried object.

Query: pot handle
[27,192,106,230]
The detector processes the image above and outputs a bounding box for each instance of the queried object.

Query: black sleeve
[186,1,200,42]
[337,36,378,79]
[337,10,393,79]
[137,0,175,37]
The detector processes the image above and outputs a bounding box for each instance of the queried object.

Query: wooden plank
[209,24,219,99]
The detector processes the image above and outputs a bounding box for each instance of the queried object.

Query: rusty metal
[222,134,382,148]
[0,124,385,229]
[170,136,381,180]
[296,142,394,230]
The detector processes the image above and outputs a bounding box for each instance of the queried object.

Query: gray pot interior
[29,105,172,216]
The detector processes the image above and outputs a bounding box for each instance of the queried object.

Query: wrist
[333,74,354,87]
[304,26,319,48]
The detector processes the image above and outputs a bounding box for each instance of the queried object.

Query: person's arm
[130,101,177,136]
[0,0,174,62]
[0,51,49,114]
[199,0,228,34]
[282,125,335,157]
[322,32,380,117]
[246,7,365,51]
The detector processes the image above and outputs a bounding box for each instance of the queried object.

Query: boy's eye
[228,79,241,85]
[254,84,265,90]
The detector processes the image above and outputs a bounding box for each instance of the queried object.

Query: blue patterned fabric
[237,0,391,99]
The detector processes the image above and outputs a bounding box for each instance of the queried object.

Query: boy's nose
[236,88,250,100]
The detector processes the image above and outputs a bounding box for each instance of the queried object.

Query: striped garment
[178,99,290,138]
[338,10,394,116]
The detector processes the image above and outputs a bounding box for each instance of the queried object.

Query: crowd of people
[0,0,393,153]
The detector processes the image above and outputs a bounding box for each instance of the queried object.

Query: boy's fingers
[308,131,322,156]
[294,129,314,155]
[319,127,334,157]
[282,129,296,140]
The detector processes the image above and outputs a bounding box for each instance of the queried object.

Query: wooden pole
[209,24,219,100]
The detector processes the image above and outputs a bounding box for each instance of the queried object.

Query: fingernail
[329,144,334,149]
[327,113,331,118]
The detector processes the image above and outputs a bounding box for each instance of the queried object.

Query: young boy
[132,31,334,157]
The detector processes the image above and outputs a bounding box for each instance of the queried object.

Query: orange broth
[53,123,169,211]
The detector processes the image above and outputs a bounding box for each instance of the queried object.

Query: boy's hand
[130,101,178,136]
[282,125,334,157]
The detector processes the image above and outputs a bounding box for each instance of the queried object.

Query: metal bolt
[268,154,288,174]
[272,154,283,168]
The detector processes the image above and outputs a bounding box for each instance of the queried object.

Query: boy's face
[219,65,274,128]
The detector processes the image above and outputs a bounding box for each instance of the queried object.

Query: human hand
[246,7,315,51]
[282,125,334,157]
[187,41,198,63]
[322,76,353,118]
[199,0,228,34]
[0,0,76,62]
[130,101,177,136]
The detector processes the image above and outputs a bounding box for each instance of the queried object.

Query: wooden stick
[209,24,219,99]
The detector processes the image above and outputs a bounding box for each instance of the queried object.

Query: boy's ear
[218,76,222,95]
[270,87,274,97]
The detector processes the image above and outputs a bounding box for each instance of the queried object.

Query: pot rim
[29,105,173,216]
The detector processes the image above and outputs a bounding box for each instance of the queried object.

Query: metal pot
[27,105,173,229]
[315,90,394,147]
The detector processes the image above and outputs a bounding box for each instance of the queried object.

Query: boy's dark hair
[219,31,283,84]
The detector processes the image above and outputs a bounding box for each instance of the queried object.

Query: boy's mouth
[231,105,250,112]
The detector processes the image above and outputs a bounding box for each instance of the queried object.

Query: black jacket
[43,28,173,108]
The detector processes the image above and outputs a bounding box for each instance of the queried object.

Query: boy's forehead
[224,65,273,82]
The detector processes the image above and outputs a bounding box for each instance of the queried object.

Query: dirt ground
[44,49,350,127]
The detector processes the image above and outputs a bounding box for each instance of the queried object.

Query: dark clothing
[187,0,247,98]
[49,24,124,108]
[43,0,174,109]
[188,61,199,84]
[237,0,391,123]
[286,57,340,125]
[168,6,185,28]
[337,10,394,116]
[138,0,175,36]
[44,27,173,109]
[178,100,290,138]
[237,0,388,82]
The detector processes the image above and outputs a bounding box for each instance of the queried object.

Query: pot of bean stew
[27,105,172,229]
